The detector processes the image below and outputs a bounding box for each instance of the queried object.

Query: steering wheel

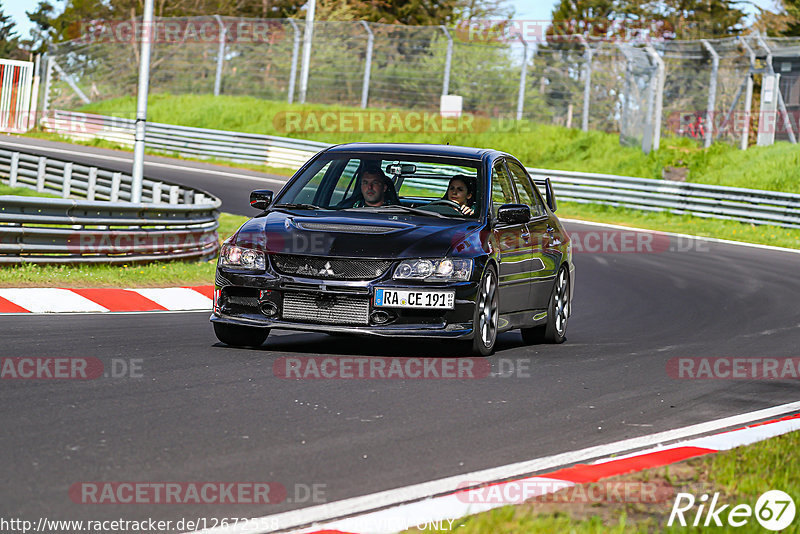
[426,199,464,211]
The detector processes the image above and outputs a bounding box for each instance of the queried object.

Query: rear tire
[521,266,569,345]
[470,266,499,356]
[213,322,269,348]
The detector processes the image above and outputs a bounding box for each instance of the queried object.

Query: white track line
[0,139,287,185]
[191,400,800,534]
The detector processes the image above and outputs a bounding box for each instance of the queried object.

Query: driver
[359,168,393,207]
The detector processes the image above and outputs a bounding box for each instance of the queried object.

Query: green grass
[0,183,59,197]
[0,212,248,288]
[75,93,800,194]
[411,430,800,533]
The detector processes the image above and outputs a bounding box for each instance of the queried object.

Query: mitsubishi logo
[319,261,335,276]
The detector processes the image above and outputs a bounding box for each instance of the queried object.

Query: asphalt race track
[2,137,799,527]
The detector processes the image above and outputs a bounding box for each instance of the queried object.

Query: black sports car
[211,143,574,355]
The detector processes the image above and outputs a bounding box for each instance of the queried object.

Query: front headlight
[393,258,472,282]
[219,243,266,271]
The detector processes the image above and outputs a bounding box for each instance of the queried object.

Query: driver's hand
[459,204,474,215]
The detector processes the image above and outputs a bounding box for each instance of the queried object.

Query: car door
[506,159,561,309]
[491,159,531,313]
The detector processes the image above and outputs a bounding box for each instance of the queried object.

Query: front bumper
[212,267,478,339]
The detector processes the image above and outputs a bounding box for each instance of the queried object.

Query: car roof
[324,143,504,161]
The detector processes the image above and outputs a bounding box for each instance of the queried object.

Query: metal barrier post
[37,156,46,192]
[62,162,73,198]
[213,15,227,97]
[360,21,374,109]
[515,32,528,121]
[701,40,719,148]
[87,167,97,200]
[440,26,453,96]
[287,19,301,104]
[9,152,19,187]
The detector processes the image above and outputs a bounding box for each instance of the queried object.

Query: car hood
[231,210,486,259]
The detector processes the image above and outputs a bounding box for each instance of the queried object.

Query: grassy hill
[80,93,800,194]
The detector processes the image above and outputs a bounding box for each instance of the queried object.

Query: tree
[548,0,747,40]
[754,0,800,36]
[0,1,24,59]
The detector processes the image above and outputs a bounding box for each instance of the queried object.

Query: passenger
[445,174,476,215]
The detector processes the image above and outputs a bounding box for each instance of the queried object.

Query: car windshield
[276,153,482,218]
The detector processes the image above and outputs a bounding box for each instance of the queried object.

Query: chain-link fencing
[38,17,800,152]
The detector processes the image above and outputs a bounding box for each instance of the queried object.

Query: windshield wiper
[272,203,325,210]
[351,205,449,218]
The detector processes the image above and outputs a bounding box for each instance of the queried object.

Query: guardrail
[528,169,800,230]
[42,110,329,169]
[0,147,221,263]
[43,109,800,230]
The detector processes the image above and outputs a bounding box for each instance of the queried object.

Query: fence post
[755,33,796,144]
[360,21,374,109]
[578,36,592,132]
[739,38,756,150]
[169,185,180,204]
[515,33,528,121]
[9,152,19,187]
[700,40,719,148]
[298,0,316,104]
[644,45,664,153]
[42,56,54,112]
[62,162,73,198]
[213,15,227,97]
[287,19,301,104]
[440,26,453,96]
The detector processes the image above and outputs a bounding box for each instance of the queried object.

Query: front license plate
[374,288,455,309]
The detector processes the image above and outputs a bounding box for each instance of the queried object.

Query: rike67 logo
[668,490,796,530]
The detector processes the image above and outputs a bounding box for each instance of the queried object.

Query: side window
[329,159,361,205]
[491,160,517,218]
[507,160,546,217]
[293,161,332,204]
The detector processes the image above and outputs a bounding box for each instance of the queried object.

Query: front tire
[213,322,270,348]
[521,266,569,344]
[471,266,499,356]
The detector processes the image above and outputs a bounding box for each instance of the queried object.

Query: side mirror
[250,190,273,210]
[545,178,557,212]
[497,204,530,225]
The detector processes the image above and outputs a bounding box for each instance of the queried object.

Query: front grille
[272,255,393,280]
[282,292,370,325]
